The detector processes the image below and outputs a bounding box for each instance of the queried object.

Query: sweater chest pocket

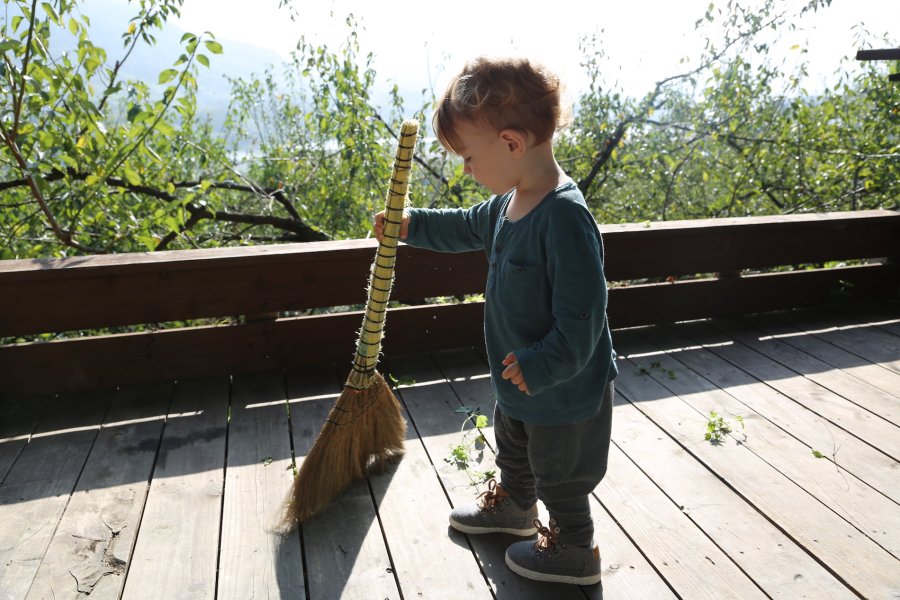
[497,260,549,310]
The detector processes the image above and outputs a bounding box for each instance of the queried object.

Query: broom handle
[348,119,419,389]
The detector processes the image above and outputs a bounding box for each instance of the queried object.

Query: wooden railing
[2,209,897,398]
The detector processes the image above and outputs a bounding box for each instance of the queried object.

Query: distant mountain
[48,0,429,131]
[56,0,286,128]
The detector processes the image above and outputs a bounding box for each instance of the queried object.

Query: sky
[168,0,900,100]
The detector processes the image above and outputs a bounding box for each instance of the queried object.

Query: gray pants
[494,381,614,548]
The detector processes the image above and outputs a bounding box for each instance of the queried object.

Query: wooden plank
[427,349,679,599]
[121,376,228,599]
[0,390,111,599]
[773,308,900,400]
[387,352,587,600]
[2,210,895,336]
[597,444,768,599]
[626,326,900,558]
[365,361,495,600]
[24,383,172,599]
[285,365,399,600]
[613,331,900,599]
[610,389,855,599]
[703,318,900,459]
[0,395,50,483]
[217,370,304,600]
[653,321,900,506]
[0,241,487,338]
[865,303,900,337]
[607,263,896,329]
[599,208,900,280]
[2,262,891,399]
[744,311,900,424]
[0,303,485,399]
[788,310,900,377]
[856,48,900,60]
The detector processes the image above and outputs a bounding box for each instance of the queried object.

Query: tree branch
[154,202,329,250]
[0,127,102,253]
[577,6,789,198]
[12,0,39,138]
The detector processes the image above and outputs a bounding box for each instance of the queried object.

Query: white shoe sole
[505,553,602,586]
[448,517,538,536]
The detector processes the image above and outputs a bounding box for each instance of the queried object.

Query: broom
[284,119,419,525]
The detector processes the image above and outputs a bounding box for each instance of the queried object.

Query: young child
[374,56,616,586]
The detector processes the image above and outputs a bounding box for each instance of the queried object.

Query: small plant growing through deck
[447,407,495,486]
[388,373,417,387]
[638,361,677,380]
[705,411,745,443]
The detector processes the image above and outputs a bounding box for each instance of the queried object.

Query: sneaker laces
[533,518,561,553]
[476,479,507,511]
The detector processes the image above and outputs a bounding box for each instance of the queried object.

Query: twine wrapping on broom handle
[347,119,419,390]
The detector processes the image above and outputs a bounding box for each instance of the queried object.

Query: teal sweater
[405,181,617,425]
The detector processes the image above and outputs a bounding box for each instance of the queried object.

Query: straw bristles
[282,372,406,525]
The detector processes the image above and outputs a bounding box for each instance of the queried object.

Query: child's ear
[499,129,528,158]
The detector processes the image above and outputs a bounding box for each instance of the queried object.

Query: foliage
[0,0,233,256]
[555,0,899,224]
[705,410,745,443]
[447,406,495,486]
[222,18,432,241]
[1,0,897,260]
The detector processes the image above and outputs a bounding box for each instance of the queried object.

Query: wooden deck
[1,303,898,600]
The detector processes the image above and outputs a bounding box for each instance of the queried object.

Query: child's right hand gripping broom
[283,119,419,526]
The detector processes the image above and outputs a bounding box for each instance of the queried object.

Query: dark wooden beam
[1,262,894,398]
[2,210,897,338]
[856,48,900,61]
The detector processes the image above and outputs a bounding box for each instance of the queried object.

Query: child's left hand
[501,352,530,394]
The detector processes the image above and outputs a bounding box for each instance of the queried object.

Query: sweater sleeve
[404,199,496,253]
[514,207,609,395]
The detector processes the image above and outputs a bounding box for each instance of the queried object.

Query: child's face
[453,119,518,196]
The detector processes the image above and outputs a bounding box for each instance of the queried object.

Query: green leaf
[155,120,176,137]
[41,2,60,24]
[196,53,209,68]
[474,415,488,429]
[158,69,178,84]
[204,39,224,54]
[123,166,141,186]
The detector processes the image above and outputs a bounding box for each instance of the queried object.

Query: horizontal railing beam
[2,210,897,338]
[1,209,897,397]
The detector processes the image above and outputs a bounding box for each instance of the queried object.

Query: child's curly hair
[434,56,572,155]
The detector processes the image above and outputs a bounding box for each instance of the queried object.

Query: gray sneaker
[505,519,602,585]
[449,479,538,536]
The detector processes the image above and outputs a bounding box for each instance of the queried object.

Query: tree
[555,0,898,223]
[1,0,897,260]
[0,0,329,259]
